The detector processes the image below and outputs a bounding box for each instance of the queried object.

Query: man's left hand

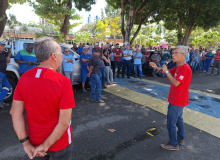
[161,64,168,73]
[33,144,48,158]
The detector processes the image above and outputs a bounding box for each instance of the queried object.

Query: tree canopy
[31,0,96,40]
[0,0,27,37]
[106,0,162,45]
[158,0,220,46]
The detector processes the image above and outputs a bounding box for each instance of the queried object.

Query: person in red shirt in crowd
[150,45,192,151]
[10,37,75,160]
[211,49,220,75]
[142,48,151,75]
[113,43,122,78]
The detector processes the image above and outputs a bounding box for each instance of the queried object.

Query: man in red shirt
[142,48,151,75]
[113,43,122,78]
[211,49,220,75]
[10,37,75,159]
[150,46,192,151]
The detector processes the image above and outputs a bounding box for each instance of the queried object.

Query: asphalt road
[0,83,220,160]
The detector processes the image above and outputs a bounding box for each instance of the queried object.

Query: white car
[4,39,81,102]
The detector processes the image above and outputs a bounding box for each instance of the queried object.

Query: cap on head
[83,46,88,50]
[95,42,99,46]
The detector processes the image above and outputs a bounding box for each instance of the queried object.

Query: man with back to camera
[10,37,75,160]
[150,45,192,151]
[15,43,39,76]
[87,49,104,103]
[0,41,11,108]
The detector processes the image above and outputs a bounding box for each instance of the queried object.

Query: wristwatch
[165,70,169,74]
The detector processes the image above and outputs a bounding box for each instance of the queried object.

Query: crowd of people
[8,38,193,159]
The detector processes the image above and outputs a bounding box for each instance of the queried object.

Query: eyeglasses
[173,52,183,54]
[65,51,69,52]
[84,49,88,51]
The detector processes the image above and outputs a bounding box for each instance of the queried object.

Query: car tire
[4,78,16,102]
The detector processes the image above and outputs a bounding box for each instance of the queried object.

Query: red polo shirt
[143,52,151,62]
[168,63,192,107]
[214,53,220,61]
[113,49,122,61]
[13,67,75,151]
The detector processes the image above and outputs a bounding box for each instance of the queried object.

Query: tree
[79,22,97,36]
[31,0,96,40]
[107,16,121,44]
[164,30,178,46]
[191,31,220,49]
[159,0,220,46]
[0,0,26,37]
[6,14,28,39]
[73,31,91,44]
[155,21,166,39]
[106,0,162,45]
[95,20,110,43]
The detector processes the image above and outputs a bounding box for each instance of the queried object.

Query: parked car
[3,39,81,102]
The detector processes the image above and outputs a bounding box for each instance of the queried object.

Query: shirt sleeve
[59,78,75,109]
[169,67,177,76]
[62,57,67,63]
[14,51,21,60]
[13,82,23,101]
[72,55,75,64]
[175,67,188,84]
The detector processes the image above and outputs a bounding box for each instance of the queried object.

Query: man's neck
[176,60,186,66]
[38,61,56,70]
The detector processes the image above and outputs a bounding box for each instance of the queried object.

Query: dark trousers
[142,62,149,75]
[122,60,131,78]
[33,143,72,160]
[111,61,115,71]
[113,61,121,77]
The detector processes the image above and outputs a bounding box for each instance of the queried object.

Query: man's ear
[51,53,57,62]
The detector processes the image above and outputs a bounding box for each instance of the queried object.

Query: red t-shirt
[13,67,75,151]
[214,53,220,61]
[143,52,151,62]
[113,49,122,61]
[168,63,192,107]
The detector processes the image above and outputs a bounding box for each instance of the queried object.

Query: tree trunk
[180,25,195,46]
[130,23,142,45]
[124,1,135,45]
[121,0,125,40]
[0,0,8,37]
[60,0,72,40]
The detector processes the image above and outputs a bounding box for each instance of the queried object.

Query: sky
[6,0,107,32]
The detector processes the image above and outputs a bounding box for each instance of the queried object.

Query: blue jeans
[160,60,166,76]
[0,72,11,103]
[167,103,185,147]
[122,60,131,78]
[201,60,212,72]
[98,67,105,86]
[113,61,121,77]
[192,60,199,71]
[90,74,102,101]
[198,59,203,70]
[134,64,142,78]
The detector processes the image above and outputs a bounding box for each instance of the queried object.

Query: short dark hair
[95,49,102,54]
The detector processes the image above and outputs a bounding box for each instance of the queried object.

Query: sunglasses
[65,51,69,52]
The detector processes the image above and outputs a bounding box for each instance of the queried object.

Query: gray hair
[34,37,59,62]
[175,45,188,54]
